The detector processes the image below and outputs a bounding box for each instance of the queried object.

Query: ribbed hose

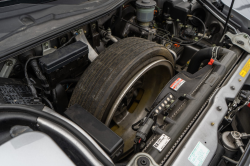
[187,47,214,74]
[30,59,50,95]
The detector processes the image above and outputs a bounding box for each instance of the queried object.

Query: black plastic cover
[39,41,88,74]
[65,104,124,160]
[163,0,191,23]
[0,78,43,110]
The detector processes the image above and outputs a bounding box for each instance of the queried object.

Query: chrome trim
[37,117,103,166]
[42,106,113,164]
[168,49,177,61]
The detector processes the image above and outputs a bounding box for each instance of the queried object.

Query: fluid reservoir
[136,0,156,27]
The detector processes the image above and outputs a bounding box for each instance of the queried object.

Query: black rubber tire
[69,37,175,121]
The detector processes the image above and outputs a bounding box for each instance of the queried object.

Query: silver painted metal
[37,117,103,166]
[75,31,98,62]
[202,4,238,34]
[171,54,250,166]
[127,152,159,166]
[221,32,250,53]
[0,131,75,166]
[42,106,113,164]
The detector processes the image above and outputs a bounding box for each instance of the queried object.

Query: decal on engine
[153,134,171,152]
[239,59,250,77]
[188,142,210,166]
[170,78,185,91]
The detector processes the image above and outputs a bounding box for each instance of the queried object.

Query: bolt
[84,30,87,33]
[244,34,248,38]
[6,60,13,66]
[163,116,166,120]
[231,86,235,90]
[217,106,222,111]
[155,109,159,114]
[238,79,242,82]
[211,122,215,126]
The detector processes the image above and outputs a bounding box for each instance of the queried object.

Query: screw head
[155,109,159,114]
[217,106,222,111]
[231,86,235,90]
[239,79,242,82]
[211,122,215,126]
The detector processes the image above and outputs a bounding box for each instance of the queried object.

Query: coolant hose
[0,104,114,166]
[30,59,50,95]
[187,47,217,74]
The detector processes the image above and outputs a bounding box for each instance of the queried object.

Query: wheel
[69,37,174,153]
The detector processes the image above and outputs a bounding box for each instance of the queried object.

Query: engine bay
[0,0,250,166]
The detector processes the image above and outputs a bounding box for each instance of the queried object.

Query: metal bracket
[75,30,99,62]
[42,41,56,56]
[221,32,250,53]
[148,29,156,41]
[0,58,16,78]
[89,22,100,48]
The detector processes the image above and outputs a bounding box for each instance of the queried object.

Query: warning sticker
[170,78,185,91]
[188,142,210,166]
[153,134,171,152]
[240,59,250,77]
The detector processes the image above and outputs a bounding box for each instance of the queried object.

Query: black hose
[0,104,113,166]
[0,112,37,125]
[25,56,42,97]
[187,47,214,74]
[222,156,238,164]
[222,0,235,37]
[30,59,50,95]
[41,96,54,110]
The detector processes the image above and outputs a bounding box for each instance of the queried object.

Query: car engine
[0,0,250,166]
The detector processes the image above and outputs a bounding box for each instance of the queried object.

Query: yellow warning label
[240,59,250,77]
